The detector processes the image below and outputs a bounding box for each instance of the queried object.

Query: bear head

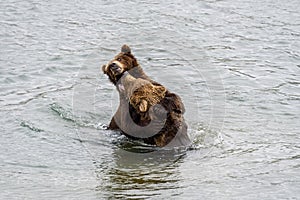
[118,72,167,113]
[102,45,139,85]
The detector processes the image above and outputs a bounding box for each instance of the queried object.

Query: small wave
[20,121,44,132]
[112,136,159,153]
[49,102,106,130]
[109,132,191,155]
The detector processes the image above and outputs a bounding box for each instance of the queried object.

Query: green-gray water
[1,0,299,199]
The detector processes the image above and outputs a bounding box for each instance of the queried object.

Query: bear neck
[118,65,150,104]
[128,65,149,80]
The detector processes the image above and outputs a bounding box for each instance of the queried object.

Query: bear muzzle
[108,62,124,75]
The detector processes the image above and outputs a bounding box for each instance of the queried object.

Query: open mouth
[110,67,122,75]
[109,63,123,75]
[107,62,125,83]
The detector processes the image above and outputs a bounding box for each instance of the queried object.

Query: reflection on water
[1,0,299,199]
[96,148,185,199]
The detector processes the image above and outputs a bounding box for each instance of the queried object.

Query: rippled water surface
[1,0,299,199]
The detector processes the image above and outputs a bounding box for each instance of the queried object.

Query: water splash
[188,123,224,152]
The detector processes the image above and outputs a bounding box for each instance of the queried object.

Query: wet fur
[102,45,190,147]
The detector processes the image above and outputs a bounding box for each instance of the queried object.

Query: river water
[1,0,299,199]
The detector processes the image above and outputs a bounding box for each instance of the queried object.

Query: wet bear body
[102,45,191,147]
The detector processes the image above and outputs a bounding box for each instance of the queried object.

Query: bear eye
[117,58,122,61]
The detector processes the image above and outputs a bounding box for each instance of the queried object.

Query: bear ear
[121,44,131,54]
[102,65,107,74]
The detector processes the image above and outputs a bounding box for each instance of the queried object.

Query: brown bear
[102,45,191,148]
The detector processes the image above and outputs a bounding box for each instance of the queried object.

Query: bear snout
[108,63,121,74]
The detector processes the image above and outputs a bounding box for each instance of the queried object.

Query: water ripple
[0,0,299,199]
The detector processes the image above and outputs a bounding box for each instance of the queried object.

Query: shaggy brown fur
[120,72,167,113]
[102,45,191,147]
